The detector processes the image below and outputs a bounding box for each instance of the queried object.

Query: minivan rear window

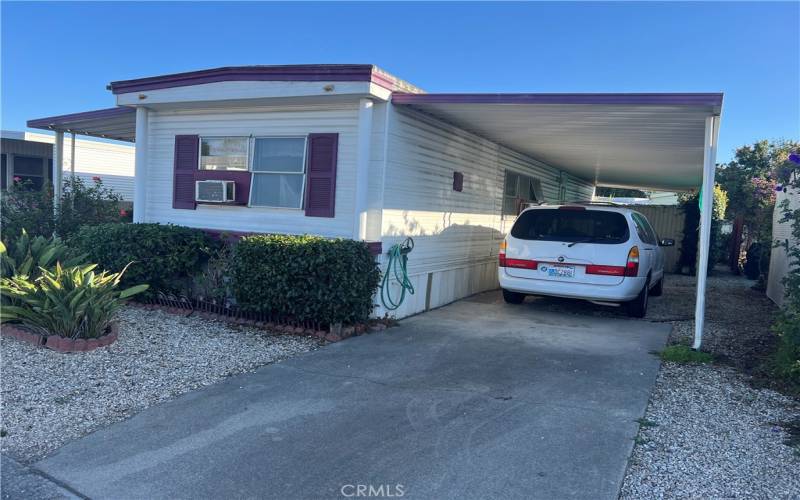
[510,209,630,244]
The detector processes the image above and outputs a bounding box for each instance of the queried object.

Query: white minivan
[498,204,674,317]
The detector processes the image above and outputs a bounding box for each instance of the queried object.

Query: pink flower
[119,209,128,216]
[92,176,101,182]
[12,176,21,182]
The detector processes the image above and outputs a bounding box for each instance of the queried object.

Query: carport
[28,92,722,348]
[391,92,722,348]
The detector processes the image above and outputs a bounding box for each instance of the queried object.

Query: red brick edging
[128,302,388,343]
[1,323,119,352]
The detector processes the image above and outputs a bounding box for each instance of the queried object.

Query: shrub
[677,184,728,274]
[1,177,125,241]
[68,223,217,297]
[231,234,380,326]
[192,240,234,304]
[772,312,800,383]
[0,229,85,279]
[0,263,148,338]
[55,177,125,238]
[70,223,218,298]
[0,180,55,240]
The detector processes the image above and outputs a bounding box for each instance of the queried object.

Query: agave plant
[0,262,148,339]
[0,229,86,279]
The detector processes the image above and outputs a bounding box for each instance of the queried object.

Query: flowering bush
[55,176,125,238]
[750,176,777,207]
[1,176,126,242]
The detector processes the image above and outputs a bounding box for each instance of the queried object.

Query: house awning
[27,107,136,142]
[391,93,723,191]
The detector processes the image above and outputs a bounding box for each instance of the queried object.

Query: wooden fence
[619,205,686,273]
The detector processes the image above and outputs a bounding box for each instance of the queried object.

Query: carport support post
[693,115,719,350]
[133,107,149,223]
[52,131,64,215]
[70,132,76,180]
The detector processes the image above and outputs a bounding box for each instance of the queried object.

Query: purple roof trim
[27,107,135,129]
[108,64,398,94]
[391,92,724,108]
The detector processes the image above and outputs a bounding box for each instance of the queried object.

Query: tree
[716,140,798,274]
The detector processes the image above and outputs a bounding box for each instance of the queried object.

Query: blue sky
[2,1,798,162]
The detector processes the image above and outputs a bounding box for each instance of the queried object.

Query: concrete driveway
[34,291,669,500]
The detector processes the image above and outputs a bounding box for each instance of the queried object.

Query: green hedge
[231,234,380,326]
[70,223,218,297]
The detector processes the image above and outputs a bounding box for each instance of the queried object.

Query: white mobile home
[1,130,134,199]
[28,64,723,332]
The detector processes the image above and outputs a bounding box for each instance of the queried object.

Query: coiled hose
[380,237,415,310]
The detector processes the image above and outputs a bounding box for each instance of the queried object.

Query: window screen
[250,137,307,208]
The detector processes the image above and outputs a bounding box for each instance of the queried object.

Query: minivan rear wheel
[626,280,649,318]
[502,289,525,304]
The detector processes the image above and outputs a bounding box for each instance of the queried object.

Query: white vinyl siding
[143,104,358,238]
[378,106,595,318]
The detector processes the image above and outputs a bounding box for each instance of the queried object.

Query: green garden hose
[380,237,415,310]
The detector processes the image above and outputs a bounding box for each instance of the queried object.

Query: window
[503,170,543,216]
[632,213,658,244]
[250,137,307,208]
[13,156,46,190]
[200,137,248,171]
[511,209,630,244]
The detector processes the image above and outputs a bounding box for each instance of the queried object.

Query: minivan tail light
[625,246,640,277]
[499,240,507,267]
[504,258,539,270]
[585,265,625,276]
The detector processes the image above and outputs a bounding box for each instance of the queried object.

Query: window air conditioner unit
[195,180,236,203]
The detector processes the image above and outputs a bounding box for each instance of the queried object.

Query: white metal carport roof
[391,93,723,191]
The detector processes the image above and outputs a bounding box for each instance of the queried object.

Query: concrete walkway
[33,292,669,499]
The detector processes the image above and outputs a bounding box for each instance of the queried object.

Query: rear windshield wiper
[567,237,598,247]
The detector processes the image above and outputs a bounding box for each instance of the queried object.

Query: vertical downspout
[693,115,719,350]
[133,107,149,223]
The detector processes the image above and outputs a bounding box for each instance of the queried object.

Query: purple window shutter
[173,135,199,209]
[304,133,338,217]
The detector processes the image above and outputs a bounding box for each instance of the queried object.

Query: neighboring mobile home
[28,64,723,321]
[1,130,134,199]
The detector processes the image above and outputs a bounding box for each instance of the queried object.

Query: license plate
[543,264,575,278]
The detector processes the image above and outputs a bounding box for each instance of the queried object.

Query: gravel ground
[0,307,322,464]
[617,271,800,499]
[620,363,799,499]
